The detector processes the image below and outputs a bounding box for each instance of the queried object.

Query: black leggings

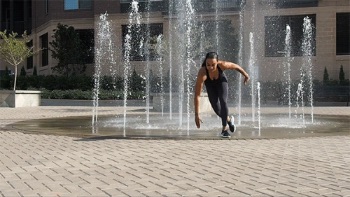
[205,81,229,127]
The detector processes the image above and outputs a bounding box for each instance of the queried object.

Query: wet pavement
[7,113,350,140]
[0,104,349,196]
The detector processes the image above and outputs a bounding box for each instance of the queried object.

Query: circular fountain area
[8,112,349,140]
[13,2,346,140]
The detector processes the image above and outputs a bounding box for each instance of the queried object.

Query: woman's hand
[195,114,202,128]
[244,75,250,85]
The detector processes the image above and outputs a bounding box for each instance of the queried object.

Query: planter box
[0,90,41,108]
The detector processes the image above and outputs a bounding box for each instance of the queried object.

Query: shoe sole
[221,135,231,138]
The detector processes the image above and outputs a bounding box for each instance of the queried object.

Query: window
[163,0,244,14]
[276,0,318,8]
[120,0,166,13]
[46,0,49,14]
[122,23,163,61]
[76,29,94,64]
[336,13,350,55]
[265,14,316,57]
[40,33,48,67]
[195,0,244,12]
[64,0,92,10]
[26,40,33,69]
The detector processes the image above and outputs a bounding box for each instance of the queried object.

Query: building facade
[0,0,349,82]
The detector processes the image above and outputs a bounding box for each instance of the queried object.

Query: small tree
[339,65,345,84]
[0,30,34,90]
[50,23,87,76]
[323,67,329,85]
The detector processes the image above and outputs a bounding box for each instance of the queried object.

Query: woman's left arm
[219,61,250,84]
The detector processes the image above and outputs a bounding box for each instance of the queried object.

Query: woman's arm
[219,60,250,85]
[194,67,206,128]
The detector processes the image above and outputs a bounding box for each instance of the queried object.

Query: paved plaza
[0,105,349,196]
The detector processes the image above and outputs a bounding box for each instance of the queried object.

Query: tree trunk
[13,66,18,91]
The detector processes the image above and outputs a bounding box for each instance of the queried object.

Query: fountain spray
[302,16,314,123]
[284,24,292,120]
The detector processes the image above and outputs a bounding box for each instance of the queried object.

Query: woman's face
[206,58,218,71]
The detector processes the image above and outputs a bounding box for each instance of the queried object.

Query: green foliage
[33,66,38,76]
[42,89,93,100]
[0,67,11,89]
[50,23,87,76]
[323,67,329,84]
[0,30,34,90]
[129,69,145,92]
[20,66,26,76]
[100,75,123,90]
[339,65,345,84]
[150,69,160,93]
[40,89,145,100]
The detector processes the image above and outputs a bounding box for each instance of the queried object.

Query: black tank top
[204,65,228,87]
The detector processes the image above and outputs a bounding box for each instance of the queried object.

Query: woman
[194,52,250,138]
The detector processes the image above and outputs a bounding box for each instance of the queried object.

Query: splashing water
[296,82,306,127]
[284,24,292,120]
[237,0,245,126]
[302,16,314,123]
[123,0,143,136]
[92,12,113,134]
[257,82,261,133]
[156,34,165,116]
[249,32,256,123]
[91,1,319,137]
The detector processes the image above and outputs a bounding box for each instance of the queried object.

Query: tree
[49,23,87,76]
[129,69,145,92]
[20,66,26,76]
[33,66,38,76]
[339,65,345,84]
[0,30,34,90]
[323,67,329,85]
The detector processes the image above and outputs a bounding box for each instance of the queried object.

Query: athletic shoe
[228,115,236,133]
[221,130,231,138]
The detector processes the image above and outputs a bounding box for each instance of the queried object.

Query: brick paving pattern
[0,106,349,196]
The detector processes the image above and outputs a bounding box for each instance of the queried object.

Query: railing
[120,0,244,13]
[169,0,244,13]
[196,0,243,11]
[120,0,166,13]
[276,0,318,8]
[0,20,32,35]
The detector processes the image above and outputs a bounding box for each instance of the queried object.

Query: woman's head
[202,52,219,68]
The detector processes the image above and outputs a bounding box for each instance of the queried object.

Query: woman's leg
[206,86,221,117]
[218,81,229,128]
[206,82,229,129]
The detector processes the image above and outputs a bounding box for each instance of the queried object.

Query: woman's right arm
[194,68,206,128]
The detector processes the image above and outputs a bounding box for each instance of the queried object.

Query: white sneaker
[228,115,236,133]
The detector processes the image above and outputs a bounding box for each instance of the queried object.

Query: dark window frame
[46,0,49,14]
[120,0,166,13]
[120,0,244,13]
[26,40,33,69]
[75,29,94,64]
[64,0,92,11]
[336,13,350,55]
[122,23,163,61]
[265,14,316,57]
[40,33,49,67]
[276,0,318,8]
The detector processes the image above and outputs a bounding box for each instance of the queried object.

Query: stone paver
[0,105,349,196]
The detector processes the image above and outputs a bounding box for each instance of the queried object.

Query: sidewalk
[0,105,349,196]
